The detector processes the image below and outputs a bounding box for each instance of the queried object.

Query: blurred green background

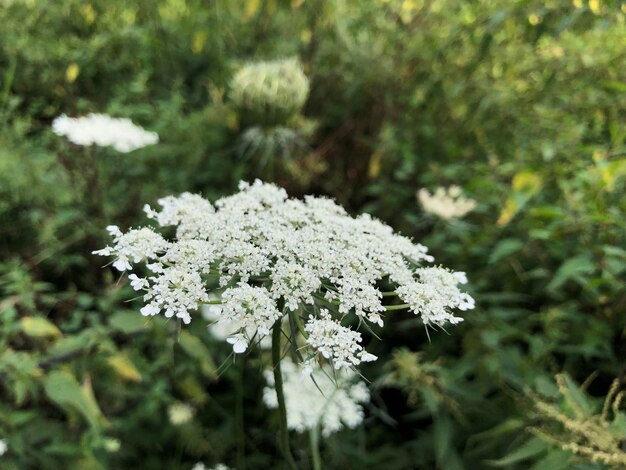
[1,0,625,468]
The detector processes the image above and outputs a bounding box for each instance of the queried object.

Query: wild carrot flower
[94,180,474,370]
[230,58,309,126]
[417,186,476,219]
[168,402,195,425]
[263,358,369,436]
[52,113,158,152]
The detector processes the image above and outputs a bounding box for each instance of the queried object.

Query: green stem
[236,363,246,470]
[290,309,309,339]
[309,426,322,470]
[384,304,410,311]
[1,55,17,109]
[272,322,298,470]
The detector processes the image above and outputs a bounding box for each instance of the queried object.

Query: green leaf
[472,418,525,441]
[44,370,108,430]
[487,438,547,467]
[20,317,61,339]
[48,330,98,356]
[489,239,524,264]
[433,416,453,465]
[178,331,217,378]
[547,254,595,293]
[530,449,571,470]
[109,311,148,334]
[560,374,593,417]
[609,413,626,435]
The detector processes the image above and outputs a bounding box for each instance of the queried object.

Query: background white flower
[168,402,195,425]
[52,113,159,152]
[417,186,477,219]
[191,464,231,470]
[263,358,370,436]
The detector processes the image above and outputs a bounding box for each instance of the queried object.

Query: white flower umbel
[219,284,282,352]
[263,358,369,437]
[94,180,474,369]
[417,186,476,219]
[396,267,475,327]
[52,113,159,153]
[137,267,210,325]
[93,225,169,271]
[305,310,377,369]
[0,439,6,457]
[202,300,274,351]
[168,402,194,425]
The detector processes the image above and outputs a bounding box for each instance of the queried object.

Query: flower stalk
[272,320,298,470]
[309,425,322,470]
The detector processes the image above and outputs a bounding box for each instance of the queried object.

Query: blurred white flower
[192,464,230,470]
[0,439,7,456]
[103,438,121,453]
[52,113,158,152]
[168,402,194,425]
[263,358,369,436]
[417,186,476,219]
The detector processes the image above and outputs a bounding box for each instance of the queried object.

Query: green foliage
[1,0,625,468]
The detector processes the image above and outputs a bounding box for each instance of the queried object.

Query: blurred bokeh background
[1,0,625,468]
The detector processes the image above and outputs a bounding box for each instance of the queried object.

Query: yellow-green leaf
[191,31,207,54]
[497,171,543,226]
[107,354,142,382]
[65,63,80,83]
[244,0,261,20]
[511,171,542,195]
[21,317,62,339]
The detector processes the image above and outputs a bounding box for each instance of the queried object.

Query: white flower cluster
[168,402,194,425]
[395,268,474,326]
[0,439,6,457]
[220,284,281,352]
[93,225,169,271]
[263,358,369,437]
[305,310,377,369]
[192,464,230,470]
[202,299,274,351]
[52,113,159,152]
[417,186,477,219]
[94,180,474,369]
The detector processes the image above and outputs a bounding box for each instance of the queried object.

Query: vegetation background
[0,0,625,468]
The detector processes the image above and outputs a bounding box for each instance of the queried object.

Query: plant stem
[272,321,298,470]
[236,362,246,470]
[384,303,409,311]
[309,426,322,470]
